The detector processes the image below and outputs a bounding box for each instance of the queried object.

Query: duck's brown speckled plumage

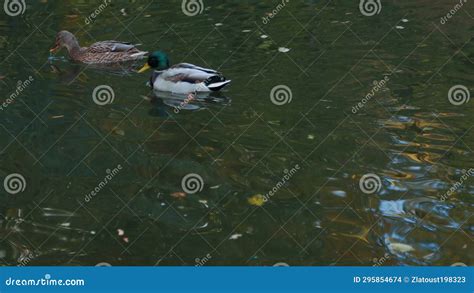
[50,31,147,64]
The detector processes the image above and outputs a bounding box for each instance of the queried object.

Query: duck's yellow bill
[138,63,151,73]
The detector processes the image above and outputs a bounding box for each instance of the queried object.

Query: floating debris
[229,234,243,240]
[198,200,209,208]
[248,194,266,206]
[331,190,347,197]
[389,242,415,253]
[278,47,291,53]
[171,192,186,199]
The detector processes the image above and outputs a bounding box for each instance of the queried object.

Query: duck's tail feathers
[205,76,231,91]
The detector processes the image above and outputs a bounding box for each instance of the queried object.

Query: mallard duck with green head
[50,30,147,64]
[138,51,231,94]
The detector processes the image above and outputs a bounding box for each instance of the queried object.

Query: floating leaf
[248,194,266,206]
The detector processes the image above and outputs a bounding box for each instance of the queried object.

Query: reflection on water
[0,0,472,266]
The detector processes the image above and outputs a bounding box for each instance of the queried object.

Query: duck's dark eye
[148,56,159,68]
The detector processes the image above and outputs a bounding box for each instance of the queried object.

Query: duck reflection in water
[147,90,231,118]
[48,55,144,84]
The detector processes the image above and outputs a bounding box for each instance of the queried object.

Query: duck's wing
[87,41,142,53]
[172,63,221,74]
[161,63,222,84]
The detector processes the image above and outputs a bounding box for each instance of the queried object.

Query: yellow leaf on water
[248,194,266,207]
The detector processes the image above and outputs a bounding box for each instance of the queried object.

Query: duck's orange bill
[138,63,151,73]
[49,44,60,53]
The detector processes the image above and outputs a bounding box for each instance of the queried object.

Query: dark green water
[0,0,472,266]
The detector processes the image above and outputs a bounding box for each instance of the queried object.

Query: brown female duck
[50,30,147,64]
